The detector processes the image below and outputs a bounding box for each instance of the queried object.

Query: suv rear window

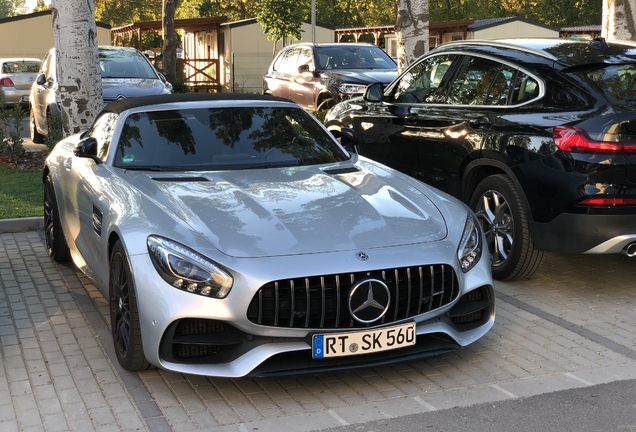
[573,63,636,104]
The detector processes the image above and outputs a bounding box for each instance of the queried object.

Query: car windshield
[99,49,158,79]
[114,106,350,170]
[315,46,396,70]
[571,63,636,104]
[2,60,40,74]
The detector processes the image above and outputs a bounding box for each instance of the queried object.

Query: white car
[43,93,495,377]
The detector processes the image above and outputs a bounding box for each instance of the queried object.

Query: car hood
[125,163,447,258]
[102,78,169,100]
[321,69,397,85]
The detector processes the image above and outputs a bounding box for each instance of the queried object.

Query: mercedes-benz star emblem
[348,278,390,324]
[355,251,369,261]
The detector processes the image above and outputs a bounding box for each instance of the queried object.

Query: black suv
[325,38,636,280]
[263,42,397,111]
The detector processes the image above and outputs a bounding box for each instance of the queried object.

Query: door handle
[469,117,491,128]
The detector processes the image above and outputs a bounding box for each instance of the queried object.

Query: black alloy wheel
[109,241,151,371]
[470,174,543,280]
[44,174,70,262]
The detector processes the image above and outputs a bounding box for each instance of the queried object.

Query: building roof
[560,24,602,32]
[468,16,558,32]
[0,10,110,29]
[111,17,228,35]
[223,18,335,30]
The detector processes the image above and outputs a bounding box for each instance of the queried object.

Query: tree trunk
[395,0,429,73]
[602,0,636,40]
[162,0,180,84]
[50,0,102,137]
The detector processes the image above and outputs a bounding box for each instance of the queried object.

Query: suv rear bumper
[531,213,636,254]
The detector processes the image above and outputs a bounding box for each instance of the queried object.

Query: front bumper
[128,241,494,378]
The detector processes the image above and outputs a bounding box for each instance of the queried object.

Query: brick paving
[2,230,636,431]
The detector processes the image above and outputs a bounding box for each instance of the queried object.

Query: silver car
[0,58,42,106]
[43,93,495,377]
[30,46,172,144]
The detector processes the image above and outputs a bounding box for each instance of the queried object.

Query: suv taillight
[0,77,14,87]
[578,197,636,206]
[553,126,636,154]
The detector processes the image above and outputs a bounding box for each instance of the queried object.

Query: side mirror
[340,127,359,153]
[73,137,101,164]
[364,82,383,102]
[36,73,46,86]
[298,64,311,74]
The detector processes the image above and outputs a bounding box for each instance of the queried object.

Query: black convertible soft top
[102,92,294,114]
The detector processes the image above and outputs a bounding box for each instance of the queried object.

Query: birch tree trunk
[602,0,636,40]
[51,0,102,137]
[396,0,429,73]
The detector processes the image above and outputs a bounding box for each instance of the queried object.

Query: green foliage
[0,166,42,219]
[170,75,192,93]
[0,0,25,19]
[428,0,602,27]
[198,0,257,21]
[45,112,64,150]
[255,0,307,44]
[0,104,25,158]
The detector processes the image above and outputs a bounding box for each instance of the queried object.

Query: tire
[109,241,151,371]
[316,97,335,112]
[44,174,71,262]
[469,174,544,280]
[30,108,45,144]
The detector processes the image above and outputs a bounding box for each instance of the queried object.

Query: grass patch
[0,166,43,219]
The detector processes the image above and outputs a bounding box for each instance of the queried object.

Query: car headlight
[338,83,368,95]
[147,236,233,298]
[457,213,483,273]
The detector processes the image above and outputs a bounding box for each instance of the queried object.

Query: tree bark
[162,0,180,83]
[395,0,429,73]
[602,0,636,40]
[50,0,102,137]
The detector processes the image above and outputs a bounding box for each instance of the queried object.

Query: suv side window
[279,48,300,74]
[447,56,515,106]
[297,47,314,71]
[391,54,455,103]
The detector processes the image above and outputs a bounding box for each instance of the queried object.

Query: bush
[0,104,26,158]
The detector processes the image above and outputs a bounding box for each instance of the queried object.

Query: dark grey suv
[30,46,172,144]
[263,42,397,111]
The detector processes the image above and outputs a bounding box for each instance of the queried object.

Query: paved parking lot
[2,229,636,432]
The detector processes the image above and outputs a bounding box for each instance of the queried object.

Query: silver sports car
[43,93,495,377]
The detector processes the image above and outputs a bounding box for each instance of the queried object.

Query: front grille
[247,265,459,329]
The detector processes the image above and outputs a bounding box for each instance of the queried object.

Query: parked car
[325,37,636,280]
[43,93,494,377]
[0,58,42,107]
[263,42,397,112]
[30,46,172,144]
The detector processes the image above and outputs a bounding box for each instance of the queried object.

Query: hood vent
[322,166,360,175]
[152,177,211,182]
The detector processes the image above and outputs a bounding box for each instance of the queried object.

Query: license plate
[312,322,416,359]
[19,95,28,103]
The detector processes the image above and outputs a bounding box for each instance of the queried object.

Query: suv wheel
[317,97,335,112]
[470,174,544,280]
